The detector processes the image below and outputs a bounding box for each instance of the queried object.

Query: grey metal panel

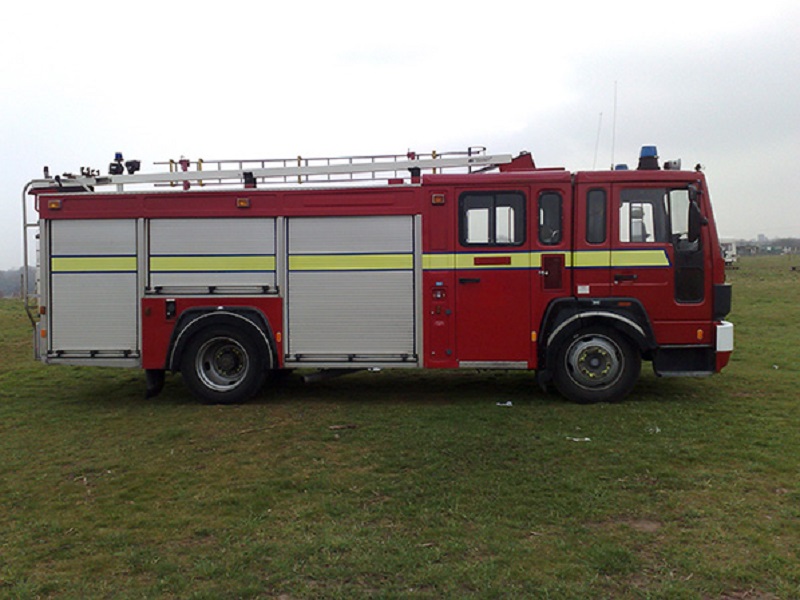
[459,361,528,369]
[51,273,139,351]
[49,219,139,354]
[150,218,275,254]
[137,218,148,297]
[287,271,415,355]
[52,219,136,255]
[277,216,290,353]
[44,357,141,368]
[289,216,413,253]
[286,215,417,358]
[149,272,277,288]
[283,360,419,369]
[413,214,423,361]
[149,218,276,288]
[38,220,51,362]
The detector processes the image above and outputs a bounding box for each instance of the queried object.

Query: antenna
[592,112,603,170]
[610,81,618,169]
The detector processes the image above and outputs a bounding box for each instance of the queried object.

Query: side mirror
[688,183,699,203]
[686,183,708,243]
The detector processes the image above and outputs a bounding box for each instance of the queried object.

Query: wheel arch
[167,307,276,373]
[538,298,656,385]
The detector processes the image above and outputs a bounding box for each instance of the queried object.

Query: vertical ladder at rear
[21,183,41,356]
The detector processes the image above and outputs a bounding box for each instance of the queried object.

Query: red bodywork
[141,297,283,370]
[35,163,729,374]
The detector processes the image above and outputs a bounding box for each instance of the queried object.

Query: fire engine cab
[22,146,733,404]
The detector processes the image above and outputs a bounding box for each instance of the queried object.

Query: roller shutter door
[49,219,138,354]
[286,216,415,360]
[149,218,276,291]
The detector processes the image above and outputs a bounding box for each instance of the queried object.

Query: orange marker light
[47,199,63,210]
[236,198,251,208]
[431,194,445,205]
[697,329,704,341]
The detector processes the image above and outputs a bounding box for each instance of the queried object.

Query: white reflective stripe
[716,321,734,352]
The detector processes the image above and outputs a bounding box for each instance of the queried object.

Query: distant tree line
[0,267,35,298]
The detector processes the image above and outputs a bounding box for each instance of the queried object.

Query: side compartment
[47,219,140,363]
[148,218,277,292]
[141,217,281,372]
[285,215,418,366]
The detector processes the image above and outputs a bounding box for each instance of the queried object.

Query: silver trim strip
[459,361,528,369]
[547,311,645,346]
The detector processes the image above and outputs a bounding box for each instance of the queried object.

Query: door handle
[458,277,481,284]
[614,273,638,282]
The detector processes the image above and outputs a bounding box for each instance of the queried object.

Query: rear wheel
[553,326,640,404]
[180,326,268,404]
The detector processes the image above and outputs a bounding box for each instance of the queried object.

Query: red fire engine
[22,146,733,404]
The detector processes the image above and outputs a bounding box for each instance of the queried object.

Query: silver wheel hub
[566,335,623,389]
[195,337,249,392]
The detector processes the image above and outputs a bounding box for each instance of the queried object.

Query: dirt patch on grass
[592,517,663,533]
[621,518,662,533]
[712,591,779,600]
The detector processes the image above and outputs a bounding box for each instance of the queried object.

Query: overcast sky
[2,1,798,269]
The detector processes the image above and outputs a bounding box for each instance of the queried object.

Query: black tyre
[553,326,640,404]
[180,325,269,404]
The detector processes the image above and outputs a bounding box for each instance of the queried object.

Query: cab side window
[619,188,669,243]
[538,192,562,245]
[459,192,526,246]
[586,189,607,244]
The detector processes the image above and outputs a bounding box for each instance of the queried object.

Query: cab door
[572,183,612,297]
[454,189,531,366]
[610,185,672,313]
[530,182,572,349]
[610,185,712,339]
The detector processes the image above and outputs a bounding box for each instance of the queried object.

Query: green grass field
[1,255,798,599]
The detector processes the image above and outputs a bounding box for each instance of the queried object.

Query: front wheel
[180,326,269,404]
[553,327,640,404]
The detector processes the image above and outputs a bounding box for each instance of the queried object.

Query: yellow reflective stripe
[51,256,136,272]
[533,252,571,268]
[423,252,570,269]
[289,254,413,271]
[423,250,669,270]
[573,251,611,268]
[423,254,455,269]
[150,255,275,272]
[423,253,532,269]
[610,249,670,267]
[51,250,669,275]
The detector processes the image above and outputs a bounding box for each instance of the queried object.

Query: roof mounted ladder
[29,146,513,192]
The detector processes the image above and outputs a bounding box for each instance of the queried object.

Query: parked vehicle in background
[721,239,738,266]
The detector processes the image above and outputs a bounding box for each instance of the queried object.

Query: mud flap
[145,369,165,399]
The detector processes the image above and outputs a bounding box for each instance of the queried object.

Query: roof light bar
[637,145,660,170]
